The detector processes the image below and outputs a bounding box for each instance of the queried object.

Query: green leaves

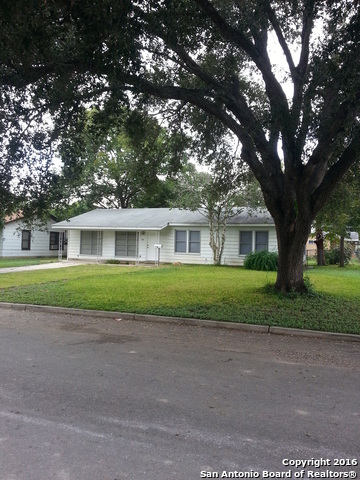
[244,250,278,272]
[57,107,189,210]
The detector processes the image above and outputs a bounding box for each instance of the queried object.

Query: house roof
[4,212,24,224]
[3,213,58,227]
[346,231,359,243]
[53,208,274,231]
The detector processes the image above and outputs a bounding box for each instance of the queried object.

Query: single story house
[0,213,66,258]
[53,208,277,266]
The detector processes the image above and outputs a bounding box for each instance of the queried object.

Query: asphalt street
[0,307,359,480]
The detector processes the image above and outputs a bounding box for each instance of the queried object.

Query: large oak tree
[1,0,360,291]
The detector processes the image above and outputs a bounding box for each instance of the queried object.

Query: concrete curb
[1,302,359,342]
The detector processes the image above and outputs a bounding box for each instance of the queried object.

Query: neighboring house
[306,233,331,258]
[346,231,359,252]
[52,208,277,266]
[0,213,65,258]
[306,231,359,257]
[305,238,317,258]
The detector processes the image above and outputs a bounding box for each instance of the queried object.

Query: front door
[145,232,157,261]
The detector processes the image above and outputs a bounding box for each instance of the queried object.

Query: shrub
[244,250,278,271]
[324,246,352,265]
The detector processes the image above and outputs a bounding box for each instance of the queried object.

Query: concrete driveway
[0,307,359,480]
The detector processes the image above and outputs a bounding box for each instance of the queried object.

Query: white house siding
[159,225,277,266]
[0,219,60,257]
[65,225,278,265]
[221,226,278,266]
[66,230,80,259]
[66,230,116,261]
[159,225,213,265]
[67,230,143,262]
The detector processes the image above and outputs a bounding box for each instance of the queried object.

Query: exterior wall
[66,229,80,259]
[159,225,213,265]
[0,219,60,257]
[160,225,277,266]
[65,225,278,265]
[66,230,116,261]
[306,239,317,257]
[222,226,278,266]
[67,230,151,262]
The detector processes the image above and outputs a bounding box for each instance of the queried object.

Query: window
[175,230,200,254]
[239,231,252,255]
[239,231,269,254]
[189,230,200,253]
[21,230,31,250]
[115,232,138,257]
[80,231,102,255]
[255,231,269,252]
[49,232,59,250]
[175,230,187,253]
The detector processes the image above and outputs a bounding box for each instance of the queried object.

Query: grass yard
[0,257,59,268]
[0,263,359,334]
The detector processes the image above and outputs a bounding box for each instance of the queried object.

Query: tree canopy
[57,107,188,212]
[1,0,360,291]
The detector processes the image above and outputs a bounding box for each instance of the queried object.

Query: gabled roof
[53,208,274,231]
[4,212,58,225]
[4,212,24,224]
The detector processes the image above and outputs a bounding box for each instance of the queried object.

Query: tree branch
[192,0,290,118]
[311,133,360,215]
[264,1,296,75]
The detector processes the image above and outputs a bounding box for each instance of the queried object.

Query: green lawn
[0,263,359,335]
[0,257,59,268]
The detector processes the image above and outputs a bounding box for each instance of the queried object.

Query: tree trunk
[339,235,345,268]
[317,248,323,266]
[208,210,227,266]
[274,219,311,293]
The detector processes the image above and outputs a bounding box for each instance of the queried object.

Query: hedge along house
[53,208,277,266]
[0,213,66,258]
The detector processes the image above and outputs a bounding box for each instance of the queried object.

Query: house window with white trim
[255,231,269,252]
[175,230,200,254]
[80,231,102,255]
[239,231,269,254]
[49,232,59,250]
[21,230,31,250]
[189,230,200,253]
[239,231,252,255]
[115,232,138,257]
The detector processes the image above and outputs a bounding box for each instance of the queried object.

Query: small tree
[171,161,244,265]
